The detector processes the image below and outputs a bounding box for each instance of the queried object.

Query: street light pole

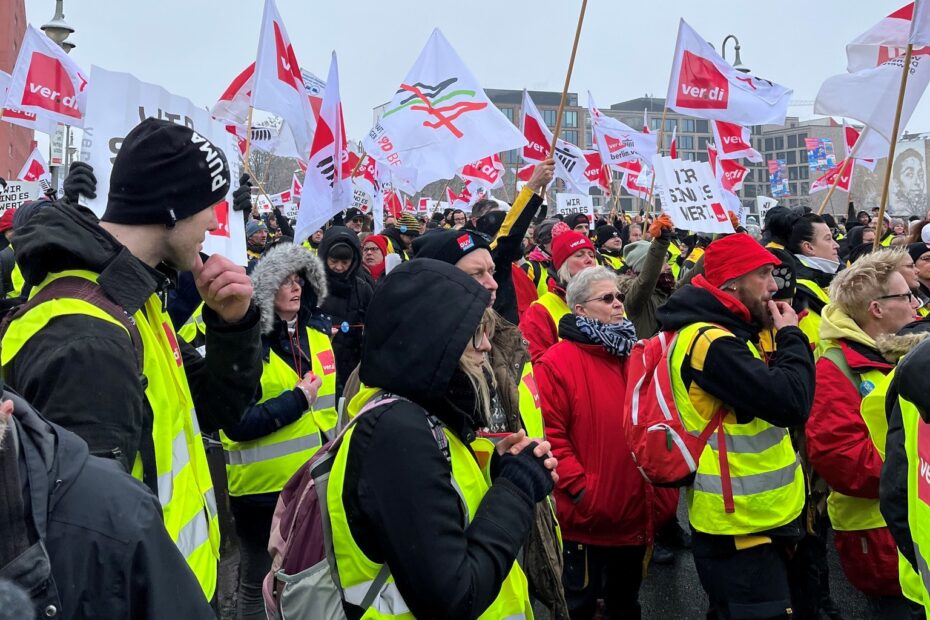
[721,34,749,74]
[41,0,76,195]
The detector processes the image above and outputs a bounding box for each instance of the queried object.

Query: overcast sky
[23,0,921,142]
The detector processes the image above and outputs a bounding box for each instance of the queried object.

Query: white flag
[362,29,525,191]
[16,147,52,192]
[521,90,589,193]
[588,92,657,169]
[666,19,792,126]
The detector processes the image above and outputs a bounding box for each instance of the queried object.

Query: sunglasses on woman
[584,291,625,305]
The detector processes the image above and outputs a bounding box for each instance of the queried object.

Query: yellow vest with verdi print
[0,269,220,600]
[220,325,337,496]
[901,395,930,610]
[327,403,533,618]
[669,322,804,535]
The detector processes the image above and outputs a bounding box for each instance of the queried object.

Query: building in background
[0,0,34,181]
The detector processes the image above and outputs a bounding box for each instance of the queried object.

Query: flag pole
[242,106,278,215]
[874,43,913,251]
[349,152,367,181]
[542,0,588,196]
[815,157,853,215]
[645,106,669,219]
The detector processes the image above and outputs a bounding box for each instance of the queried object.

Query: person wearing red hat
[360,234,389,282]
[520,223,597,362]
[654,233,816,618]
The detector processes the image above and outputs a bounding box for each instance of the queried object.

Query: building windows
[800,166,809,180]
[696,120,709,133]
[651,118,662,131]
[789,167,798,181]
[787,134,798,149]
[585,130,593,148]
[543,109,557,127]
[744,185,757,198]
[774,136,784,150]
[501,107,514,122]
[787,151,796,165]
[563,110,578,128]
[695,152,709,163]
[665,119,677,132]
[561,129,579,145]
[765,138,774,152]
[679,135,694,150]
[681,119,695,133]
[801,182,809,194]
[698,136,709,150]
[798,133,807,143]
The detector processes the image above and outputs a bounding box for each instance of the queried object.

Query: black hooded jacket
[342,259,537,620]
[2,389,213,619]
[656,282,815,428]
[318,226,373,396]
[1,201,262,483]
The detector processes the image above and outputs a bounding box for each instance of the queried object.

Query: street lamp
[721,35,749,73]
[41,0,77,192]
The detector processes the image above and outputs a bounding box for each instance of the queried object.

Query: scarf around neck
[574,315,637,357]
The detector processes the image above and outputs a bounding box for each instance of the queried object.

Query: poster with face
[890,145,928,218]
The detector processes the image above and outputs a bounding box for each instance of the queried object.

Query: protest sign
[80,66,246,264]
[653,155,734,234]
[768,159,790,197]
[757,195,778,220]
[0,180,39,214]
[555,193,594,229]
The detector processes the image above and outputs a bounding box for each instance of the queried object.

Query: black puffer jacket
[2,389,212,619]
[2,201,262,487]
[318,226,373,396]
[343,259,538,619]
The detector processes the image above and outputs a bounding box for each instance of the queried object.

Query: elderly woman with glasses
[219,243,337,619]
[535,265,678,620]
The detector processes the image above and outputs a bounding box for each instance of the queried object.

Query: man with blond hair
[806,249,923,605]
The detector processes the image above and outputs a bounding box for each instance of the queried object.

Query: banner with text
[768,159,790,197]
[653,155,734,234]
[0,180,40,214]
[555,193,595,229]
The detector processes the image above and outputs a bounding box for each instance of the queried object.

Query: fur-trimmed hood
[250,243,327,335]
[876,323,930,363]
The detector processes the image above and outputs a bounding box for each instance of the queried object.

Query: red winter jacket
[511,264,539,323]
[535,333,678,547]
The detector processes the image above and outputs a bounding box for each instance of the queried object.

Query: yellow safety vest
[600,253,624,272]
[178,302,206,354]
[796,279,830,350]
[301,240,319,255]
[669,322,804,535]
[220,326,338,496]
[901,395,930,610]
[7,258,23,299]
[881,234,893,247]
[816,343,890,532]
[667,242,682,279]
[1,269,220,599]
[327,408,533,618]
[523,261,552,298]
[532,292,570,344]
[517,362,544,439]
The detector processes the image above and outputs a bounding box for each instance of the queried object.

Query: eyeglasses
[361,246,382,253]
[282,275,306,288]
[472,322,489,349]
[875,291,915,303]
[351,217,364,224]
[583,291,625,305]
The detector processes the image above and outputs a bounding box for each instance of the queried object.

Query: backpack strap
[819,345,861,390]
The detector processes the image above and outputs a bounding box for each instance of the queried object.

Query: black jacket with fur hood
[225,243,330,506]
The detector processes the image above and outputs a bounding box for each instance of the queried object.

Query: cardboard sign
[653,155,734,234]
[555,193,595,229]
[0,180,40,214]
[79,66,246,264]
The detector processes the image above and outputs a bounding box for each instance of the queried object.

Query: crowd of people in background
[5,119,930,620]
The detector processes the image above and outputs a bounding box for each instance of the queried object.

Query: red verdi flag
[711,120,762,163]
[0,69,56,134]
[810,159,853,194]
[17,147,52,192]
[666,19,792,125]
[4,25,88,127]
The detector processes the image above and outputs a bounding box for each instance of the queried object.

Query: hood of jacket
[318,226,362,281]
[14,200,169,314]
[656,277,760,342]
[819,303,876,350]
[250,242,328,335]
[359,258,490,406]
[9,389,88,539]
[876,320,930,363]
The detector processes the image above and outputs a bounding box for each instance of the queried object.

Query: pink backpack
[622,325,735,513]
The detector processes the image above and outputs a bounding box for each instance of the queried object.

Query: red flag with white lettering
[0,69,57,134]
[17,147,52,192]
[711,120,762,162]
[708,145,749,193]
[4,25,88,127]
[666,19,792,125]
[251,0,315,158]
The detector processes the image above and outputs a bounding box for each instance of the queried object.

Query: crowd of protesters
[4,117,930,620]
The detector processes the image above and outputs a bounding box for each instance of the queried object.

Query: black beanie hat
[908,242,930,264]
[103,118,230,226]
[412,229,491,265]
[595,224,621,247]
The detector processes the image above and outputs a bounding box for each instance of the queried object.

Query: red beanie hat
[704,233,780,287]
[0,209,16,234]
[551,225,595,271]
[365,234,389,257]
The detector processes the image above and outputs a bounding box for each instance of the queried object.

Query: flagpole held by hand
[542,0,588,197]
[875,43,913,251]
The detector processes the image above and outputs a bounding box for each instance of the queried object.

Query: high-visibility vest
[220,326,338,496]
[1,269,220,599]
[881,234,893,247]
[683,246,704,270]
[900,395,930,611]
[797,279,830,350]
[523,260,552,298]
[301,240,319,255]
[667,242,682,279]
[7,258,23,299]
[177,302,206,354]
[327,410,533,618]
[517,362,544,438]
[669,322,804,535]
[532,292,570,342]
[600,253,624,272]
[816,343,890,532]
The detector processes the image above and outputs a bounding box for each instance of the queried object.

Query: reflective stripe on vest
[901,396,930,609]
[1,269,220,600]
[669,322,804,535]
[327,412,532,618]
[221,326,337,496]
[818,343,891,532]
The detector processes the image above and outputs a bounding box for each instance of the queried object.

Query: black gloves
[232,173,253,212]
[0,177,7,190]
[62,162,97,203]
[495,441,554,503]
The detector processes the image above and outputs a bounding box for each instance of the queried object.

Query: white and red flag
[459,153,504,189]
[251,0,315,158]
[363,29,524,191]
[666,19,792,126]
[707,145,748,193]
[291,173,302,198]
[354,156,381,198]
[0,69,56,134]
[843,122,877,172]
[4,25,88,127]
[516,164,535,182]
[711,120,762,162]
[643,108,649,133]
[213,63,255,127]
[16,146,52,192]
[582,150,611,196]
[810,159,853,194]
[297,52,352,242]
[669,127,678,159]
[620,160,652,200]
[522,90,588,192]
[846,3,930,71]
[588,92,657,169]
